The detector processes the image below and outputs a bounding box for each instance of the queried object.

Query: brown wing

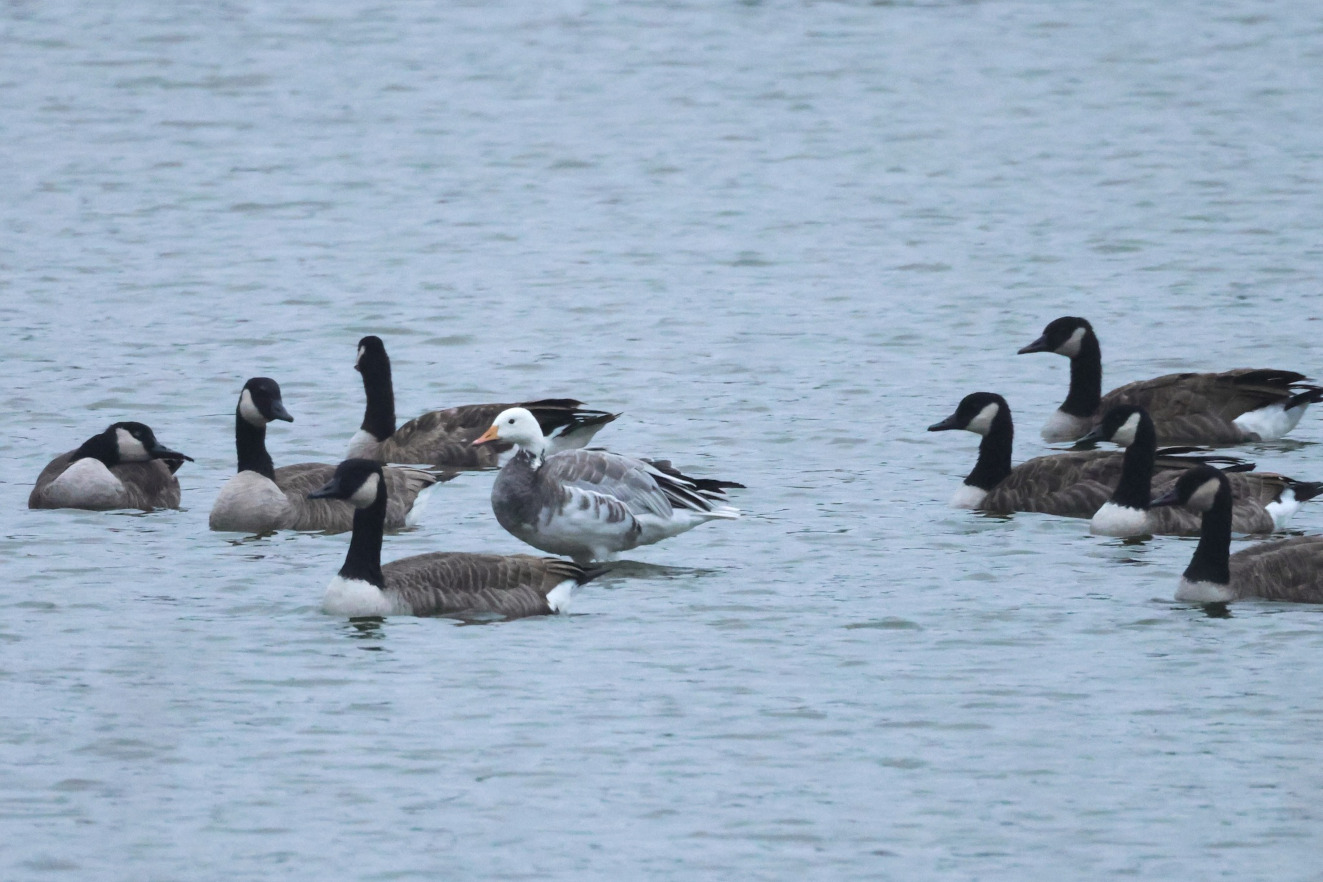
[114,461,182,510]
[29,451,76,508]
[275,463,438,531]
[1102,371,1308,443]
[383,552,593,618]
[1230,537,1323,603]
[983,450,1117,516]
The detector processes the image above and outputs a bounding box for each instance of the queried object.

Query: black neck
[966,408,1013,490]
[340,490,386,588]
[1061,331,1102,418]
[72,432,117,467]
[1185,481,1233,585]
[1109,417,1157,509]
[235,413,275,479]
[359,358,396,442]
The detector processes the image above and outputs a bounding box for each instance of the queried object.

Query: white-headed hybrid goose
[1080,404,1323,537]
[1151,466,1323,604]
[347,335,619,469]
[309,458,604,618]
[30,422,193,511]
[1018,316,1323,444]
[927,392,1248,518]
[209,378,439,534]
[473,407,743,563]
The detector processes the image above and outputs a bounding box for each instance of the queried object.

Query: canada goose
[29,422,193,511]
[927,392,1246,517]
[209,378,438,534]
[1017,316,1323,444]
[1080,404,1323,537]
[473,407,742,563]
[346,335,619,468]
[309,458,603,617]
[1151,466,1323,604]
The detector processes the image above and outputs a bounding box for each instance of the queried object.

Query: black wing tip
[1290,481,1323,503]
[574,564,610,585]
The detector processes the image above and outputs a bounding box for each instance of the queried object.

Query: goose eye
[507,418,515,424]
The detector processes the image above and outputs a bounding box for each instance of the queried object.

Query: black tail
[1288,480,1323,504]
[523,399,621,437]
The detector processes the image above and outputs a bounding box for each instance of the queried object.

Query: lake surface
[3,1,1323,878]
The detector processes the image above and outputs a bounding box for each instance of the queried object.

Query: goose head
[928,392,1008,437]
[1150,465,1228,515]
[355,335,390,377]
[238,377,294,426]
[1077,404,1146,447]
[473,407,547,454]
[76,422,193,467]
[1018,316,1093,358]
[308,459,385,509]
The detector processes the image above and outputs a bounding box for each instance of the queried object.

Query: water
[3,1,1323,878]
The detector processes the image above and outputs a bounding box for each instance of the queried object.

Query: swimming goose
[1081,404,1323,537]
[346,335,619,468]
[473,407,742,563]
[29,422,193,511]
[1151,466,1323,604]
[209,378,439,534]
[309,458,603,618]
[1018,316,1323,444]
[927,392,1246,517]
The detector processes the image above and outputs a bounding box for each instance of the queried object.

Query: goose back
[30,453,182,511]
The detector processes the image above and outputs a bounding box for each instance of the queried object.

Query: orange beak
[472,424,501,446]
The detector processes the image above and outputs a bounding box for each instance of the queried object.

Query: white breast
[950,483,988,509]
[345,429,383,460]
[1174,577,1235,603]
[322,576,408,617]
[1042,409,1091,443]
[209,471,290,533]
[43,458,126,509]
[1090,502,1150,537]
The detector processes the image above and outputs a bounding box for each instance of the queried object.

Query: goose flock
[28,317,1323,615]
[28,336,742,620]
[932,316,1323,606]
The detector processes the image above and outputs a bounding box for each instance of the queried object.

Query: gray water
[4,1,1323,878]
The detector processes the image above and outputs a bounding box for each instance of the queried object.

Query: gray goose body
[348,336,618,469]
[1152,467,1323,604]
[1083,405,1322,537]
[1019,317,1322,445]
[311,459,602,618]
[29,422,191,512]
[209,378,438,534]
[478,408,742,563]
[928,393,1251,519]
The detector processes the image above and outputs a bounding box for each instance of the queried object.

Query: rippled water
[4,1,1323,878]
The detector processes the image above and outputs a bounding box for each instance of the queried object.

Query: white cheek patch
[349,472,381,508]
[964,402,1000,436]
[115,428,149,461]
[1112,412,1141,447]
[238,388,265,425]
[356,346,365,369]
[1056,325,1087,357]
[1186,477,1222,512]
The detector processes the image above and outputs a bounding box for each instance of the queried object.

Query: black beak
[928,414,961,432]
[308,475,343,500]
[1150,487,1181,508]
[150,443,194,463]
[1017,335,1049,355]
[269,398,294,423]
[1075,426,1105,446]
